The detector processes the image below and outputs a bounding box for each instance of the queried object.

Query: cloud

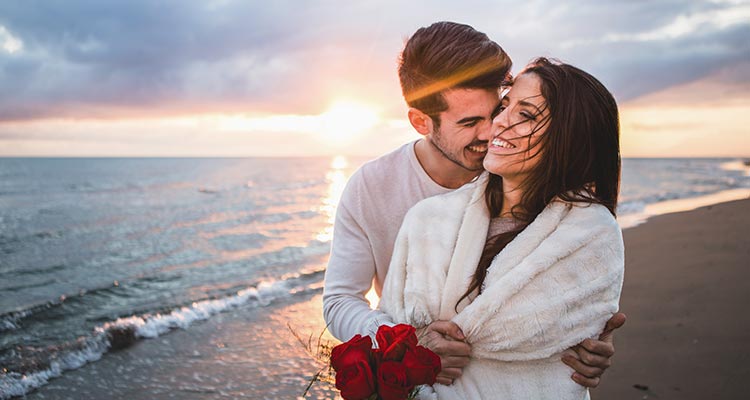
[0,0,748,121]
[476,0,750,101]
[0,25,23,53]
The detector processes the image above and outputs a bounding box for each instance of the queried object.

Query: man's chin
[462,156,487,172]
[461,162,486,172]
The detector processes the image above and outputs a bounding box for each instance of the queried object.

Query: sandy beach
[594,198,750,399]
[19,198,750,399]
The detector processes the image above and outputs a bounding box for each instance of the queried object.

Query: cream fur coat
[379,173,624,399]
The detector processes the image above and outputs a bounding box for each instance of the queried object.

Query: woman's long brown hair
[456,58,622,308]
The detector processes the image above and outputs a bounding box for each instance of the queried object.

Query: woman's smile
[489,137,516,151]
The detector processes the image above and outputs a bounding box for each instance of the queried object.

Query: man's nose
[477,120,493,141]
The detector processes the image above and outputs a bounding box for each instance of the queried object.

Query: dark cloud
[0,1,400,120]
[479,0,750,101]
[591,24,750,101]
[0,0,748,120]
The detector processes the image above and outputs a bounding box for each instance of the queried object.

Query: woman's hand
[562,312,627,387]
[420,320,471,386]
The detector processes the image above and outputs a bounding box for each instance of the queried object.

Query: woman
[379,58,624,399]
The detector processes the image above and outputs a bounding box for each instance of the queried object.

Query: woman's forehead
[505,74,543,104]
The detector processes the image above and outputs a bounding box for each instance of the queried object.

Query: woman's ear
[407,108,435,136]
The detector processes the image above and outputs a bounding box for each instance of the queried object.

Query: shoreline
[617,187,750,229]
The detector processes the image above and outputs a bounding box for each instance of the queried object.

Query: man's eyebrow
[455,116,484,125]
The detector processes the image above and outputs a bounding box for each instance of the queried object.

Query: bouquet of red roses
[330,324,441,400]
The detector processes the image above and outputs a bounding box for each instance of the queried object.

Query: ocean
[1,156,749,398]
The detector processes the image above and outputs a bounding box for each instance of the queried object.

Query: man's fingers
[599,312,626,342]
[428,320,466,341]
[574,344,612,369]
[572,373,601,388]
[423,319,470,387]
[440,355,471,369]
[562,354,605,379]
[436,376,454,386]
[560,348,578,360]
[580,338,615,359]
[563,349,603,387]
[438,367,463,380]
[428,336,471,358]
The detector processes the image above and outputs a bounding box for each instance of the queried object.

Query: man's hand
[562,312,626,388]
[419,320,471,386]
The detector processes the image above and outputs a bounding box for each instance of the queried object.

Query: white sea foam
[617,187,750,229]
[99,278,297,339]
[0,276,312,399]
[0,336,108,399]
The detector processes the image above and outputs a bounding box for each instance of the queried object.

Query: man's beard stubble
[429,128,486,172]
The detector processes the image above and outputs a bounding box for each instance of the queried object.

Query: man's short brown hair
[398,21,512,125]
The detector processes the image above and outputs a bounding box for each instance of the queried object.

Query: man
[323,21,625,387]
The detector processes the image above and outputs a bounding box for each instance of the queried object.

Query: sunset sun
[319,99,380,143]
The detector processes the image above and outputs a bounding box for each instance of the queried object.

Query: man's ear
[407,108,434,136]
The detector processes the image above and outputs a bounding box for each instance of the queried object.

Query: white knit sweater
[379,173,624,399]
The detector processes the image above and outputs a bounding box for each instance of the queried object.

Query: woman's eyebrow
[518,99,543,114]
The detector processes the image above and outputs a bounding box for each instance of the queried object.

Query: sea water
[1,156,748,398]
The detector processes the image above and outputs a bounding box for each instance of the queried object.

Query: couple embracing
[323,21,625,399]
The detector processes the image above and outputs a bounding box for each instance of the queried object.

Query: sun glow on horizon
[319,99,380,143]
[213,98,381,148]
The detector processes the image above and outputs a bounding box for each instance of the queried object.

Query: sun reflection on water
[315,156,349,243]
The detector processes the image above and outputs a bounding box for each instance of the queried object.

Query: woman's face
[483,72,550,183]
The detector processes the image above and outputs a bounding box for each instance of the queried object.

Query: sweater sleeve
[453,207,625,361]
[322,173,394,342]
[378,211,421,326]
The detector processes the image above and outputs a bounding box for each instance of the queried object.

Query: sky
[0,0,748,157]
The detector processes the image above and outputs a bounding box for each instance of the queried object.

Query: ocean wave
[0,239,328,338]
[0,279,125,332]
[616,200,646,215]
[0,272,323,399]
[209,232,271,252]
[0,311,31,332]
[1,279,57,293]
[63,180,194,196]
[0,335,109,399]
[720,159,750,176]
[618,184,748,214]
[0,230,63,257]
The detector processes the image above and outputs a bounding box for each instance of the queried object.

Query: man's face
[428,88,502,172]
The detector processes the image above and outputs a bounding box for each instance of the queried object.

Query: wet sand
[593,199,750,399]
[23,199,750,399]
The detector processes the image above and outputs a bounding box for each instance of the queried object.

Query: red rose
[375,324,418,361]
[403,345,442,386]
[377,360,413,400]
[331,334,373,371]
[335,359,377,400]
[331,335,376,400]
